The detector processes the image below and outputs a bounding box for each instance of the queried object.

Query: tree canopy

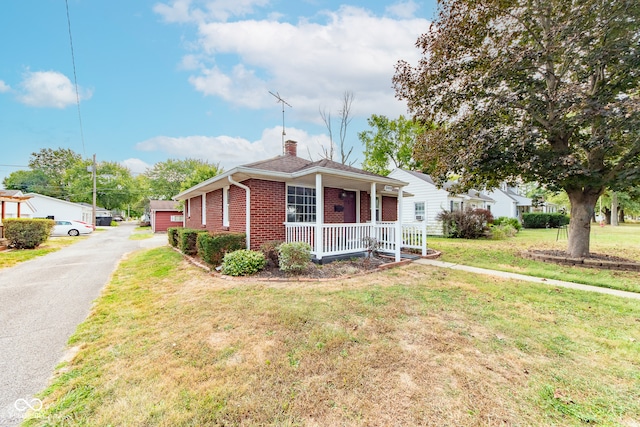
[394,0,640,256]
[144,158,223,200]
[359,114,427,176]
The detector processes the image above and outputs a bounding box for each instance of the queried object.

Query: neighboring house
[150,200,183,233]
[25,193,94,224]
[173,140,424,262]
[485,184,532,221]
[387,169,495,236]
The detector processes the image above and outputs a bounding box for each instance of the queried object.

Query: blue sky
[0,0,437,187]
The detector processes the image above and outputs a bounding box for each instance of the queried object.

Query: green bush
[260,240,283,267]
[278,241,312,273]
[110,220,119,227]
[437,208,494,239]
[167,227,180,247]
[4,218,54,249]
[492,216,522,231]
[178,228,208,255]
[197,232,246,266]
[221,249,266,276]
[522,213,569,229]
[489,224,517,240]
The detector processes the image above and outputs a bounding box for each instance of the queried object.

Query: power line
[65,0,86,155]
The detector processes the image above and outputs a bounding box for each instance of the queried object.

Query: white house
[25,193,94,223]
[388,169,495,236]
[0,190,36,218]
[485,184,532,220]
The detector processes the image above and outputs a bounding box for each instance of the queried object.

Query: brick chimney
[284,140,297,156]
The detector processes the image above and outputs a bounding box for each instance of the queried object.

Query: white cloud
[0,80,10,93]
[164,5,429,120]
[121,158,152,175]
[385,1,420,19]
[154,0,269,23]
[17,70,92,109]
[135,127,332,169]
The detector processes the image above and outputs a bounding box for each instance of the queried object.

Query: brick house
[149,200,183,232]
[173,140,426,262]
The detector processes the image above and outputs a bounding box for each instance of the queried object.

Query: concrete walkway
[414,259,640,300]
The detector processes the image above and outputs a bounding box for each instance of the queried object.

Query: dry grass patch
[0,236,84,269]
[26,247,640,426]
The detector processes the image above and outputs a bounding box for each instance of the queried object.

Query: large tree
[28,147,84,199]
[394,0,640,257]
[145,158,222,200]
[359,114,427,175]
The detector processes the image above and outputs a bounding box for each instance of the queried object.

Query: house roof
[25,192,93,210]
[150,200,181,211]
[504,188,532,206]
[174,154,409,201]
[402,169,437,185]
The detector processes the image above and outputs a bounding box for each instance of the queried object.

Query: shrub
[278,241,312,273]
[492,216,522,232]
[4,218,54,249]
[167,227,180,247]
[110,220,119,227]
[221,249,266,276]
[489,224,517,240]
[522,213,570,229]
[178,228,208,255]
[197,232,246,266]
[437,208,493,239]
[260,240,283,267]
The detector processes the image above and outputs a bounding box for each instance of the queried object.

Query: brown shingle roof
[150,200,181,211]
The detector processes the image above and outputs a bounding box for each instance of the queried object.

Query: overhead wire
[65,0,86,156]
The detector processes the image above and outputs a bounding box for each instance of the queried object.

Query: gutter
[228,176,251,250]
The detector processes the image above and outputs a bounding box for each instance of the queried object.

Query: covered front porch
[284,175,426,261]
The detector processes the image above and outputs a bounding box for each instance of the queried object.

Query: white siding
[25,193,92,222]
[485,189,518,219]
[388,169,449,235]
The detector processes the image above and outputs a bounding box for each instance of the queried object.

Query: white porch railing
[284,222,427,259]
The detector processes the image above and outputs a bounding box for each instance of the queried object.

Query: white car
[51,220,95,237]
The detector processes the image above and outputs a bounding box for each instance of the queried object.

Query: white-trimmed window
[286,185,316,223]
[374,196,381,221]
[202,193,206,225]
[223,186,230,227]
[414,202,425,221]
[170,215,184,222]
[187,199,191,218]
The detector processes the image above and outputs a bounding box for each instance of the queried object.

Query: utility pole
[92,154,97,228]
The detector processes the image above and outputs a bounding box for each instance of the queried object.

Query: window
[414,202,425,221]
[287,186,316,222]
[223,186,230,227]
[170,215,184,222]
[450,200,461,211]
[375,196,381,221]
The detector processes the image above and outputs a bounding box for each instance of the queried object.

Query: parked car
[113,215,124,222]
[51,220,94,237]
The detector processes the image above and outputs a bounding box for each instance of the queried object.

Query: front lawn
[25,247,640,426]
[428,224,640,293]
[0,237,85,270]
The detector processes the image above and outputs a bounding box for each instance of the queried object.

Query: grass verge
[428,225,640,293]
[25,248,640,426]
[0,237,85,270]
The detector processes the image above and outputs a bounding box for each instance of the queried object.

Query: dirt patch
[523,249,640,271]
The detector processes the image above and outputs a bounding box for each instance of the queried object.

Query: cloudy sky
[0,0,437,185]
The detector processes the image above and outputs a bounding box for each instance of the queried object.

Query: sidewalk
[414,259,640,300]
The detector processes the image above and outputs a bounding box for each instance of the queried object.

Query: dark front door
[343,191,357,223]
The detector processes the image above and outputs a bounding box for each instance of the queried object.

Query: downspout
[228,176,251,250]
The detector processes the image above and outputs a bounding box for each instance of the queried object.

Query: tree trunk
[604,208,611,224]
[619,209,625,223]
[566,188,602,258]
[611,192,619,226]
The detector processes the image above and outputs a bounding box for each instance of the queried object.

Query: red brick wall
[360,191,371,222]
[185,195,206,229]
[154,211,183,232]
[382,196,397,221]
[206,189,223,229]
[245,179,285,250]
[324,187,344,224]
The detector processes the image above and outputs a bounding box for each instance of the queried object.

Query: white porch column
[370,183,376,225]
[315,173,323,260]
[395,188,403,262]
[422,201,428,256]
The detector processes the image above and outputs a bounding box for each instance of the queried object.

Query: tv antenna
[269,91,292,154]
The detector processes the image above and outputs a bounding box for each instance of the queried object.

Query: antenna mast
[269,91,292,154]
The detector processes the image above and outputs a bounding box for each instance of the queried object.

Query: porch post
[370,183,376,225]
[395,188,402,262]
[422,201,427,256]
[17,202,21,218]
[315,173,323,260]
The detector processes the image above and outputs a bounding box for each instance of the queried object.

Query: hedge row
[3,218,54,249]
[522,213,570,229]
[168,227,246,266]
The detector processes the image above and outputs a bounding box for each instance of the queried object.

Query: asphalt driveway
[0,223,167,426]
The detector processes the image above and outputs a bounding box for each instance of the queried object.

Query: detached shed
[150,200,183,233]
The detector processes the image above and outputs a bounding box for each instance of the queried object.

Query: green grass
[129,228,154,240]
[24,247,640,426]
[428,224,640,293]
[0,237,85,270]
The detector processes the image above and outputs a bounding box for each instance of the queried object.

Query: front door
[343,191,356,223]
